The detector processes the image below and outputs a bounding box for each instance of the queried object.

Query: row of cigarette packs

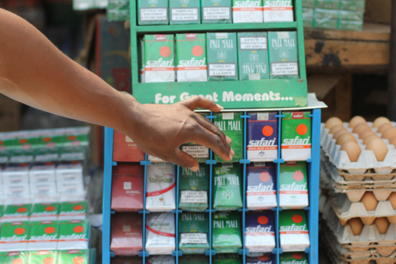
[111,162,310,213]
[0,127,90,151]
[302,0,365,11]
[0,219,90,252]
[302,8,363,31]
[137,0,294,25]
[0,159,85,200]
[0,201,88,223]
[111,211,310,256]
[115,112,312,164]
[0,249,95,264]
[140,32,299,83]
[113,253,308,264]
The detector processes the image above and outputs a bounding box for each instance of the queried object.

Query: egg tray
[320,123,396,175]
[322,157,396,184]
[322,232,396,264]
[320,163,396,195]
[321,197,396,247]
[321,222,396,260]
[331,193,396,226]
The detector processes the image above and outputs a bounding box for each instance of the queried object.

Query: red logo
[258,216,269,225]
[45,227,56,234]
[14,227,25,235]
[262,125,273,137]
[258,255,269,261]
[42,137,52,142]
[8,252,20,256]
[192,46,203,57]
[159,46,171,57]
[67,135,77,141]
[296,124,308,136]
[42,220,53,224]
[155,35,166,41]
[292,112,304,119]
[19,139,28,144]
[292,214,303,224]
[186,33,197,40]
[12,221,23,225]
[259,172,271,182]
[38,250,50,255]
[293,171,304,181]
[293,253,304,260]
[70,220,81,223]
[68,250,79,254]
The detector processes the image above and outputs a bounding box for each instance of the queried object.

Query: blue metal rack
[102,107,322,264]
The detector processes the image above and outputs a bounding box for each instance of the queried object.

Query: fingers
[190,126,232,162]
[180,96,223,112]
[193,113,233,154]
[169,149,200,171]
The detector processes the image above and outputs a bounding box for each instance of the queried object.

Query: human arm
[0,9,233,170]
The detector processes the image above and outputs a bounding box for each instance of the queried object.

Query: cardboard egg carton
[321,123,396,175]
[321,223,396,260]
[322,198,396,247]
[322,157,396,183]
[331,193,396,225]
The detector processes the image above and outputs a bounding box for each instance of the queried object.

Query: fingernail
[226,136,232,144]
[230,148,235,156]
[216,104,223,110]
[229,154,233,160]
[189,166,199,172]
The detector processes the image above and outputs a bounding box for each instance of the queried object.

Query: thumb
[169,149,200,172]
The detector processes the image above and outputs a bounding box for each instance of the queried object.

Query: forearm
[0,9,135,134]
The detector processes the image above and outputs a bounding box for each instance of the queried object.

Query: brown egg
[349,218,364,236]
[375,217,389,234]
[349,116,366,128]
[388,192,396,210]
[382,128,396,140]
[336,133,357,145]
[378,123,393,134]
[363,135,379,145]
[359,130,376,140]
[366,137,388,161]
[390,138,396,148]
[340,141,361,162]
[334,128,348,140]
[352,123,371,134]
[325,117,343,129]
[373,117,391,128]
[361,192,378,211]
[330,125,344,135]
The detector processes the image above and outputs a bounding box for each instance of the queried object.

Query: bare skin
[0,9,233,171]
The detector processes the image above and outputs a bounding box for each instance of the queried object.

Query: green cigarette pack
[179,213,210,254]
[268,32,298,79]
[202,0,232,24]
[315,0,340,9]
[238,32,269,80]
[339,0,365,12]
[212,211,242,253]
[207,33,238,81]
[170,0,201,24]
[213,112,243,162]
[213,163,243,211]
[179,164,209,212]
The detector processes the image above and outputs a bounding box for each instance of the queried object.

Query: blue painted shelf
[102,108,322,264]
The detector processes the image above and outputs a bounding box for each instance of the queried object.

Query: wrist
[116,92,143,137]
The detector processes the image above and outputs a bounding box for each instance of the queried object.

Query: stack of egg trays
[102,109,322,264]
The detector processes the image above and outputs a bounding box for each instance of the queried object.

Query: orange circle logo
[292,214,303,224]
[45,206,56,212]
[73,205,84,210]
[44,227,56,234]
[192,45,203,57]
[74,226,84,233]
[159,46,171,57]
[292,253,303,260]
[293,171,304,181]
[14,227,26,235]
[17,207,27,213]
[43,257,55,264]
[296,124,308,135]
[43,137,52,142]
[258,255,269,261]
[0,141,4,145]
[258,216,269,225]
[67,135,77,141]
[73,257,85,264]
[259,172,271,182]
[262,126,273,137]
[12,259,23,264]
[19,139,28,144]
